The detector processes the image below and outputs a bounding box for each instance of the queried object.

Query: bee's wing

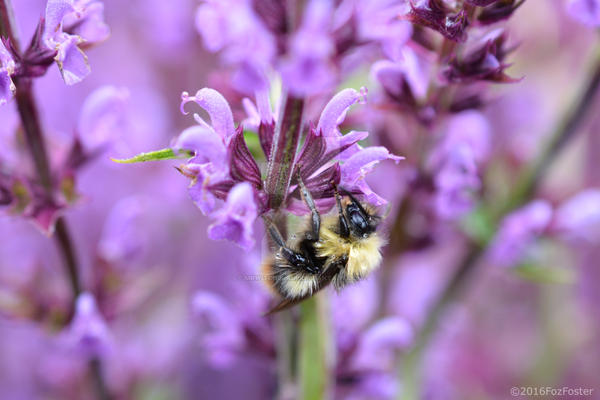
[263,297,306,316]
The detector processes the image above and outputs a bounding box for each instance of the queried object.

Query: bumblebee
[262,175,385,314]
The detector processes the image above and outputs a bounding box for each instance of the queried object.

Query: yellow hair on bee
[262,254,320,299]
[260,257,278,295]
[314,215,385,283]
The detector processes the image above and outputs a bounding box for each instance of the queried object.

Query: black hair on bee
[262,174,385,314]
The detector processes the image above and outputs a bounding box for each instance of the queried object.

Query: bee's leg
[263,215,287,248]
[297,172,320,242]
[263,216,320,274]
[332,183,350,238]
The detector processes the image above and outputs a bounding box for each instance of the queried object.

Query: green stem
[275,311,296,400]
[265,94,304,209]
[298,294,333,400]
[399,42,600,400]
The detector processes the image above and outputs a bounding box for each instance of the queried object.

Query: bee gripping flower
[291,87,402,208]
[173,86,401,248]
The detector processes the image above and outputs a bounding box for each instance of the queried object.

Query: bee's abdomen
[262,246,322,300]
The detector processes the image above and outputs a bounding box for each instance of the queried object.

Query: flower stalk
[265,94,304,209]
[0,1,109,398]
[399,41,600,400]
[298,294,333,400]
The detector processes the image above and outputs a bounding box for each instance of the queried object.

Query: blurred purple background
[1,0,600,399]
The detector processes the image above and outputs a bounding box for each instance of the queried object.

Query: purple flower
[335,315,413,400]
[44,0,110,85]
[77,85,131,151]
[97,196,148,265]
[340,146,404,206]
[476,0,525,25]
[180,88,236,142]
[567,0,600,27]
[404,0,469,42]
[176,88,237,214]
[279,0,337,96]
[433,145,481,219]
[173,86,401,247]
[554,189,600,244]
[372,47,433,119]
[195,0,276,92]
[465,0,500,5]
[191,291,246,368]
[66,292,112,359]
[428,111,491,219]
[332,279,379,351]
[207,182,258,250]
[443,28,519,84]
[349,317,413,371]
[488,200,553,267]
[0,40,16,105]
[289,87,403,210]
[354,0,412,61]
[194,0,412,95]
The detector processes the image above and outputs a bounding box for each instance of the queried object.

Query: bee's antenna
[339,187,371,216]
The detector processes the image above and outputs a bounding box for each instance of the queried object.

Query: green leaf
[111,148,193,164]
[460,205,496,245]
[513,263,576,284]
[243,130,264,161]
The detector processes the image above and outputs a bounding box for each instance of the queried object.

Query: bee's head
[343,192,381,238]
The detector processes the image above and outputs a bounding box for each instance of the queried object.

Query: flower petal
[188,176,219,215]
[317,87,367,137]
[180,88,235,142]
[208,182,258,249]
[295,127,327,176]
[350,317,413,371]
[340,146,403,205]
[341,146,403,187]
[63,2,110,43]
[67,292,112,359]
[0,40,16,105]
[567,0,600,27]
[77,85,130,150]
[191,291,245,369]
[173,125,227,166]
[554,189,600,243]
[98,196,147,264]
[44,0,75,39]
[54,34,90,85]
[228,126,262,189]
[488,200,553,267]
[0,69,15,106]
